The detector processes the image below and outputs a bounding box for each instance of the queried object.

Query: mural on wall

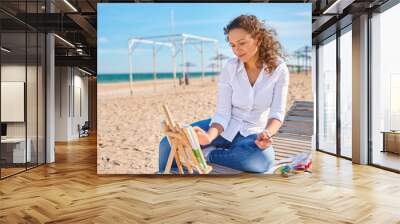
[97,3,313,175]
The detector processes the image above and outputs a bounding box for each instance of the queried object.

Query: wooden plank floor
[1,135,400,223]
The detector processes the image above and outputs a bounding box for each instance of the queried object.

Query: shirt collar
[237,58,245,72]
[236,58,271,77]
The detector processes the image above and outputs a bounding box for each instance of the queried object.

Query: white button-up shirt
[210,57,290,141]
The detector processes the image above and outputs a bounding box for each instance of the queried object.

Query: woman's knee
[244,161,270,173]
[242,148,275,173]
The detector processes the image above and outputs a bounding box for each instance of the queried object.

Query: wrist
[263,129,273,138]
[207,130,218,142]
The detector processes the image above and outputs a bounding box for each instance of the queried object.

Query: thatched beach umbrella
[210,53,229,71]
[208,63,218,73]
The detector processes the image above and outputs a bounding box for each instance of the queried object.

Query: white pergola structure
[128,33,219,95]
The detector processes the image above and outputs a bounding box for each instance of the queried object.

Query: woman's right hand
[192,126,212,146]
[255,130,273,150]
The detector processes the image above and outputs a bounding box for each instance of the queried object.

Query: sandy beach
[97,73,313,174]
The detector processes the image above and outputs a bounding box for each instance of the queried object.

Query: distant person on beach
[159,14,289,173]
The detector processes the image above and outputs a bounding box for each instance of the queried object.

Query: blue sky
[98,3,311,74]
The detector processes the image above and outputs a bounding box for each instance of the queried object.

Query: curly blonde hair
[224,15,283,73]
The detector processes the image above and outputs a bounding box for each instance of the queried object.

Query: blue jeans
[159,118,275,173]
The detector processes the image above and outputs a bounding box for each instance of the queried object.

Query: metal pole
[182,37,187,85]
[171,11,176,88]
[201,41,204,82]
[306,55,309,75]
[172,45,177,88]
[153,44,157,91]
[128,41,134,95]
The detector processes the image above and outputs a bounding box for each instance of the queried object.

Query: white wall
[54,67,89,141]
[55,66,70,141]
[75,71,89,139]
[1,64,26,81]
[72,73,89,138]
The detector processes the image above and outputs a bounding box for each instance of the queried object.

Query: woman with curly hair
[159,14,289,173]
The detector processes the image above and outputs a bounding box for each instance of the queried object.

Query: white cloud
[98,37,109,44]
[265,20,311,37]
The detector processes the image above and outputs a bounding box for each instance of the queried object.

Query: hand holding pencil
[255,130,273,150]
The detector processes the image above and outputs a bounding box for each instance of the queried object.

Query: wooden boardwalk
[279,100,314,137]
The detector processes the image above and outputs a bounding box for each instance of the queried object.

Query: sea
[97,72,218,83]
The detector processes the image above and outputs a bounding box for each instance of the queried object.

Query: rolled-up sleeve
[268,63,290,123]
[210,63,233,130]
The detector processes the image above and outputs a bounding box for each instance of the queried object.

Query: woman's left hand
[193,126,212,146]
[255,131,273,150]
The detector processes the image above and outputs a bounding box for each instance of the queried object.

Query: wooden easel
[162,105,212,174]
